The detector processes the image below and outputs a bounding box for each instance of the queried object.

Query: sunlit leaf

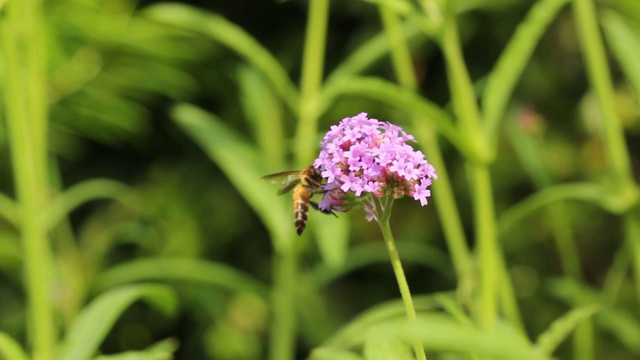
[58,284,177,360]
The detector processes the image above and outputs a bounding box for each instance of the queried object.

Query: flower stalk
[314,113,435,359]
[375,196,427,360]
[2,0,55,359]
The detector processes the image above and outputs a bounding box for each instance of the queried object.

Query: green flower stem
[413,122,474,298]
[572,0,633,186]
[269,1,330,359]
[295,0,330,166]
[624,212,640,310]
[378,4,417,90]
[440,19,488,163]
[2,0,55,359]
[470,165,499,327]
[437,8,524,329]
[439,13,508,328]
[572,0,640,310]
[376,197,427,360]
[377,4,474,301]
[269,248,299,360]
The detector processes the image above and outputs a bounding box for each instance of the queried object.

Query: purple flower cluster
[313,113,436,219]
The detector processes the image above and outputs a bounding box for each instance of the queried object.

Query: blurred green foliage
[1,0,640,359]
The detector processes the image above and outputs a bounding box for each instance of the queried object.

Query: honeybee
[262,165,335,235]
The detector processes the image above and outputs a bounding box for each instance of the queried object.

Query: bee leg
[303,184,329,194]
[310,201,338,217]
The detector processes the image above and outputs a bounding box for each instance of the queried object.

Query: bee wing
[262,171,301,195]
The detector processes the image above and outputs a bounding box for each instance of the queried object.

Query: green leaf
[0,332,28,360]
[482,0,570,139]
[58,284,178,360]
[322,294,448,349]
[0,192,18,227]
[171,103,293,252]
[143,3,299,114]
[237,65,286,171]
[0,232,20,271]
[46,178,143,231]
[94,257,268,297]
[498,182,606,235]
[93,338,179,360]
[364,328,413,360]
[362,0,415,16]
[534,304,599,356]
[326,17,424,84]
[601,0,640,23]
[309,347,364,360]
[344,314,543,360]
[313,241,452,287]
[547,277,640,354]
[311,209,351,269]
[602,10,640,106]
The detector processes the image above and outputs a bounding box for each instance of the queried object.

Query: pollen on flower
[313,113,436,220]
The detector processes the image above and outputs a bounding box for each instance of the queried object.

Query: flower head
[313,113,436,220]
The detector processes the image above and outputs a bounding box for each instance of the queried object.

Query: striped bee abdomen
[293,185,312,235]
